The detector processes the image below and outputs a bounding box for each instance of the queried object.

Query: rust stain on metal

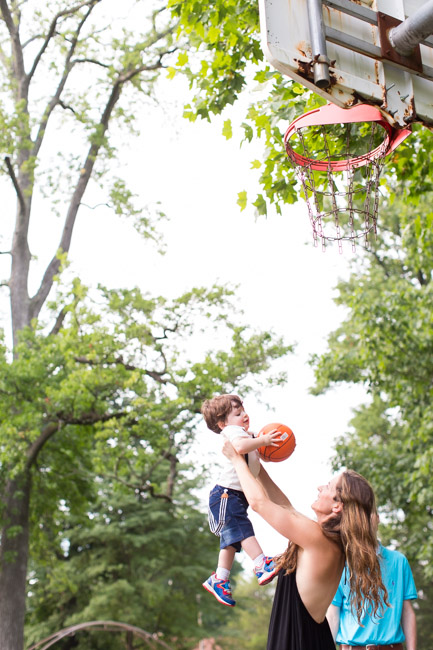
[295,40,310,59]
[403,96,416,123]
[294,58,314,81]
[324,3,344,32]
[374,60,380,85]
[341,95,356,108]
[371,20,378,48]
[322,5,331,22]
[328,69,345,88]
[377,11,423,73]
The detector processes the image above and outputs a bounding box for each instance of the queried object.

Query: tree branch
[29,79,121,319]
[21,34,43,49]
[73,354,170,384]
[26,0,101,83]
[106,470,173,502]
[58,99,76,114]
[49,307,67,336]
[4,156,26,215]
[26,410,128,469]
[54,410,127,426]
[166,453,178,500]
[26,421,59,469]
[112,451,177,503]
[31,3,98,160]
[147,484,172,502]
[0,0,25,86]
[30,37,177,320]
[71,57,110,68]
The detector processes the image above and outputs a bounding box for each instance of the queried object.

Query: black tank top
[267,570,336,650]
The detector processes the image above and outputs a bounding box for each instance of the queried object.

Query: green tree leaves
[5,280,290,648]
[310,190,433,641]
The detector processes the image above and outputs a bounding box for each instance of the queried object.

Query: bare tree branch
[58,99,76,114]
[0,0,25,85]
[155,324,178,340]
[11,3,178,327]
[26,0,101,84]
[80,202,111,210]
[21,34,43,49]
[31,2,98,160]
[72,57,110,68]
[29,55,169,320]
[4,156,26,215]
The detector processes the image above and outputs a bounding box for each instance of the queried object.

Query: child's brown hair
[201,394,243,434]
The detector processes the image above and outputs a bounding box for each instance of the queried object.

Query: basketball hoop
[284,104,411,251]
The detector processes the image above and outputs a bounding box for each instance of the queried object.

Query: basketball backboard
[258,0,433,128]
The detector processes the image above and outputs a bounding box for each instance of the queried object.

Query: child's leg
[203,545,237,607]
[216,545,236,580]
[240,535,263,562]
[241,535,279,586]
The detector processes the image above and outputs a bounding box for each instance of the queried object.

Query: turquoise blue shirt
[333,544,417,646]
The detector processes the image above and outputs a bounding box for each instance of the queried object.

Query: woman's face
[311,475,342,517]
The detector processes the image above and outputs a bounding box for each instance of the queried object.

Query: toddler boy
[201,394,281,607]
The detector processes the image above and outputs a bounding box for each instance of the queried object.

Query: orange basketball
[258,423,296,462]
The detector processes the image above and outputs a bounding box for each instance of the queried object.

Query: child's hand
[261,429,282,447]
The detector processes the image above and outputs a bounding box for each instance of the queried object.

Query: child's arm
[231,428,281,454]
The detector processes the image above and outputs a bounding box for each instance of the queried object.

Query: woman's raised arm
[222,437,323,549]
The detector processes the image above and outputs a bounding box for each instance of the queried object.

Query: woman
[222,439,388,650]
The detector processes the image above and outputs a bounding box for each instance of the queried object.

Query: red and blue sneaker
[202,573,236,607]
[254,556,280,586]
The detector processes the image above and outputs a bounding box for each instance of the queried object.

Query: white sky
[0,70,367,562]
[71,77,367,557]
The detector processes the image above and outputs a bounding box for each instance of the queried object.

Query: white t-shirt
[217,424,261,491]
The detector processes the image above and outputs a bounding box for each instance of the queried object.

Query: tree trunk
[0,473,31,650]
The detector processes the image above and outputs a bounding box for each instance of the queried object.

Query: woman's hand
[222,436,243,463]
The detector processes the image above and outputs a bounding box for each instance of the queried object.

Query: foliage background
[0,0,432,647]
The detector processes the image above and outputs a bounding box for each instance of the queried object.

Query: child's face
[223,402,250,431]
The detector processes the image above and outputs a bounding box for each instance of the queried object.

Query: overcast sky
[70,76,368,556]
[0,70,367,559]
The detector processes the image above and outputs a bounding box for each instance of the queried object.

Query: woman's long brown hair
[276,470,388,623]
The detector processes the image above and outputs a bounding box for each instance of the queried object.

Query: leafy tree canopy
[169,0,433,217]
[5,278,291,648]
[309,190,433,642]
[0,1,300,648]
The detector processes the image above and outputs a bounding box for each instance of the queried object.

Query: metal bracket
[307,0,331,88]
[377,12,423,74]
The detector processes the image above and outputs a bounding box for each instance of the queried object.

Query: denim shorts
[208,484,255,552]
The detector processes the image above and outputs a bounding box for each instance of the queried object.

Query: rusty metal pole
[389,0,433,56]
[306,0,331,88]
